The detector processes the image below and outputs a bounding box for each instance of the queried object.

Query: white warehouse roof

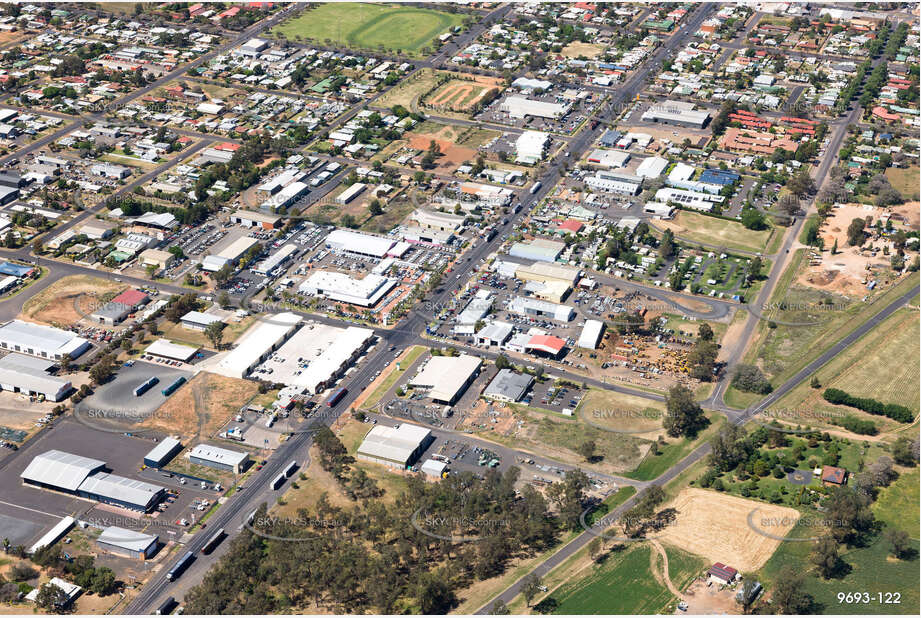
[356,423,432,466]
[410,354,481,403]
[635,156,669,178]
[21,450,105,491]
[188,444,249,467]
[144,339,198,361]
[577,319,605,349]
[0,320,90,359]
[299,271,396,308]
[325,229,395,258]
[213,312,301,378]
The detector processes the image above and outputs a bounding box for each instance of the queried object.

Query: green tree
[771,566,812,614]
[522,573,543,608]
[811,534,840,578]
[34,583,69,611]
[664,385,707,438]
[204,321,225,350]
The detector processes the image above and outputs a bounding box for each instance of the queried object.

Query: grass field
[272,3,466,58]
[651,210,775,254]
[872,468,920,537]
[626,413,726,481]
[886,166,921,201]
[758,521,920,614]
[546,543,705,614]
[575,388,669,436]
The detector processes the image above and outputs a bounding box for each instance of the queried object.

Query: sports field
[272,3,466,57]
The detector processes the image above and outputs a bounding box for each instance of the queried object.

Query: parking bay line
[0,499,61,519]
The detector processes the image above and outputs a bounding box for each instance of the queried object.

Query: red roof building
[707,563,738,585]
[872,106,900,122]
[821,465,849,486]
[111,289,149,308]
[525,335,566,357]
[556,219,584,234]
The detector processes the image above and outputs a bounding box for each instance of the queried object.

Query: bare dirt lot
[150,372,261,439]
[405,127,476,173]
[20,275,126,327]
[561,41,605,58]
[655,488,799,572]
[679,577,741,614]
[804,202,900,296]
[426,76,500,113]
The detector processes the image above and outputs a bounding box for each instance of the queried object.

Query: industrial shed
[483,369,533,403]
[96,526,158,559]
[76,473,166,512]
[577,319,605,349]
[213,312,301,379]
[21,450,105,492]
[144,339,199,362]
[0,320,91,360]
[409,354,482,405]
[356,423,433,469]
[143,437,183,469]
[0,353,73,401]
[188,443,249,473]
[20,450,166,512]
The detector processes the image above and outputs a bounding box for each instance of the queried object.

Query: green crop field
[759,520,919,614]
[272,4,466,57]
[549,543,705,614]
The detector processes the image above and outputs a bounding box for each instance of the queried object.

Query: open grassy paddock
[873,468,920,538]
[885,165,921,201]
[651,210,775,254]
[758,519,920,614]
[544,543,706,614]
[773,306,919,434]
[272,3,466,57]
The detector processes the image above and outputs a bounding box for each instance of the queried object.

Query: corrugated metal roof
[21,450,105,491]
[97,526,158,552]
[77,472,164,509]
[143,437,182,466]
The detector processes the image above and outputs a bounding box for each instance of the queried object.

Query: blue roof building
[698,169,740,186]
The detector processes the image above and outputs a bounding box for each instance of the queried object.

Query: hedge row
[829,414,879,436]
[823,388,914,423]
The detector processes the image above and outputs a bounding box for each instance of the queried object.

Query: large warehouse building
[499,96,569,119]
[0,353,73,401]
[356,423,433,469]
[212,312,301,379]
[0,320,91,360]
[298,271,396,308]
[20,450,166,512]
[409,354,482,405]
[325,229,397,259]
[641,100,711,128]
[276,324,374,395]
